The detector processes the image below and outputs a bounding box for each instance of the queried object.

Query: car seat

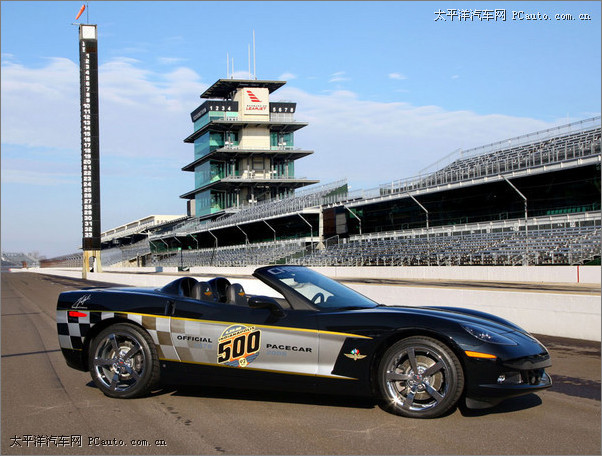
[207,277,231,303]
[192,281,216,301]
[226,283,247,306]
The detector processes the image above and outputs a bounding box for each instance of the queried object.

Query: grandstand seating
[39,252,82,268]
[296,213,601,267]
[41,211,600,268]
[155,240,307,268]
[1,252,40,269]
[97,212,602,268]
[379,119,600,197]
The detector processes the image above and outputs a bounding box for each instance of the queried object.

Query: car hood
[334,304,527,335]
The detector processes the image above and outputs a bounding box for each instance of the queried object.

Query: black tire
[377,336,464,418]
[88,323,159,399]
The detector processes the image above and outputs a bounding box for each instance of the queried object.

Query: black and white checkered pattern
[56,310,178,361]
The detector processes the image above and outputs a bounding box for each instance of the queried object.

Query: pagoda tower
[181,78,318,218]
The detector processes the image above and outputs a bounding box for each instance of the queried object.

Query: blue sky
[1,1,600,257]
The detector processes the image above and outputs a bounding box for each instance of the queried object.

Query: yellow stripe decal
[80,309,372,340]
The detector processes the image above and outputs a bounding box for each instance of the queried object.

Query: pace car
[56,265,552,418]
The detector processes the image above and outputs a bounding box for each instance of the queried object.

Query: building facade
[181,79,318,218]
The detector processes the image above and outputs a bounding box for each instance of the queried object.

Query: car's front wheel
[377,336,464,418]
[88,323,159,398]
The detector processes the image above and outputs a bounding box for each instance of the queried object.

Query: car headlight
[462,324,518,345]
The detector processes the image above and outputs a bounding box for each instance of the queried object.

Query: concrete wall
[28,266,601,341]
[313,265,602,284]
[96,265,601,284]
[345,283,600,342]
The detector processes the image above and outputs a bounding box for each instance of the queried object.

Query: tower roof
[201,79,286,99]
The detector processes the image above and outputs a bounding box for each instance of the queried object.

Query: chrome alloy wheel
[378,337,463,418]
[93,331,145,393]
[384,346,448,412]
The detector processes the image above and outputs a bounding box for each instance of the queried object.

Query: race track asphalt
[2,271,600,455]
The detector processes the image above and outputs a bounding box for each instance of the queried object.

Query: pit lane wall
[27,266,601,341]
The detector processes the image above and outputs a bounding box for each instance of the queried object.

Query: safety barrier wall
[25,266,601,341]
[45,264,601,283]
[312,265,602,284]
[181,265,601,284]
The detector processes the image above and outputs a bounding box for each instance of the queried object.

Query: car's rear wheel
[88,323,159,398]
[377,336,464,418]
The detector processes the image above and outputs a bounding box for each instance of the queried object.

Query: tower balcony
[184,118,308,143]
[180,175,320,199]
[182,147,314,172]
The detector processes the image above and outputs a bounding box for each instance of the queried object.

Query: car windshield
[260,266,379,310]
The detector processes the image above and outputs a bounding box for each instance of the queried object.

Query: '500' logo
[217,324,261,368]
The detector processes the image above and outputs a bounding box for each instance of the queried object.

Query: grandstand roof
[101,215,186,242]
[201,79,286,99]
[345,122,601,208]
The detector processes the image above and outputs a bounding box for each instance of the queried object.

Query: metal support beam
[345,206,362,236]
[236,225,249,245]
[263,220,276,242]
[501,175,528,265]
[297,214,314,253]
[208,230,218,266]
[208,230,218,249]
[406,193,430,265]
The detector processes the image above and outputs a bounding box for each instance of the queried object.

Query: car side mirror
[248,295,285,317]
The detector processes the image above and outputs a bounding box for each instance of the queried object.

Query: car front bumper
[464,353,553,409]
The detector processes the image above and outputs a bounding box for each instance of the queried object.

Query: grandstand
[2,252,40,270]
[41,116,601,268]
[297,212,600,267]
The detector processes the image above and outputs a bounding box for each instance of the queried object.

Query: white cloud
[1,56,207,162]
[279,72,297,80]
[389,72,407,80]
[1,168,77,186]
[329,71,350,83]
[1,58,80,149]
[230,70,254,79]
[157,56,187,65]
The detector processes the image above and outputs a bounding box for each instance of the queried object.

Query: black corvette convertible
[57,265,552,418]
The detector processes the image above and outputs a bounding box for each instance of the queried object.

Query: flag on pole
[75,4,86,21]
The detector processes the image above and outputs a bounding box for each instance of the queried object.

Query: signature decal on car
[217,324,261,368]
[345,349,367,361]
[72,294,91,309]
